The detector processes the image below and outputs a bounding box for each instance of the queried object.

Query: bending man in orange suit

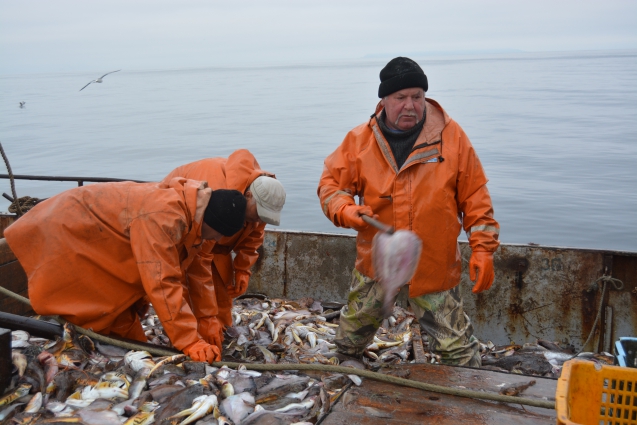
[4,177,247,363]
[162,149,286,351]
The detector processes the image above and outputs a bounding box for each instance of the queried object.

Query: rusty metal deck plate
[320,363,556,424]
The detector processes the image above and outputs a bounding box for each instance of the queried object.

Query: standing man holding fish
[162,149,286,352]
[317,57,500,367]
[4,178,248,364]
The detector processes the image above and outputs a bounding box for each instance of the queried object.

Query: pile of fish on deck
[2,296,615,425]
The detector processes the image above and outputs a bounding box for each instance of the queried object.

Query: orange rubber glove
[226,270,250,299]
[198,316,224,348]
[469,251,495,293]
[339,205,375,231]
[183,339,221,363]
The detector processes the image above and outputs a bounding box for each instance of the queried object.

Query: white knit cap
[250,176,286,226]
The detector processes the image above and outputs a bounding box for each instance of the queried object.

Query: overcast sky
[1,0,636,74]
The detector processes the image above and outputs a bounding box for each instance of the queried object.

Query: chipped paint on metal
[249,230,637,350]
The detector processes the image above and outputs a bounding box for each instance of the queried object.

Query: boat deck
[317,362,556,424]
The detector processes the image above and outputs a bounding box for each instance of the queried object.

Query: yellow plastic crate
[556,359,637,425]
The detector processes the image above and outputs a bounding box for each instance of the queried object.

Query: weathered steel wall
[0,237,32,316]
[249,230,356,303]
[0,214,15,238]
[249,229,637,350]
[459,244,637,352]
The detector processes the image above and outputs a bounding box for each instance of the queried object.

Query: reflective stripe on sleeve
[467,225,499,238]
[322,190,354,215]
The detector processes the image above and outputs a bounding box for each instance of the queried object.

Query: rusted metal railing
[0,174,148,186]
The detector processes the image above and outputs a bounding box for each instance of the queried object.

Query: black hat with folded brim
[378,57,428,98]
[203,189,246,237]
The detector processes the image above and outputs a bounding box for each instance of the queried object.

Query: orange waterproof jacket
[318,98,500,297]
[162,150,272,315]
[4,178,212,351]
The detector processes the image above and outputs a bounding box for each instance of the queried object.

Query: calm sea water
[1,50,636,252]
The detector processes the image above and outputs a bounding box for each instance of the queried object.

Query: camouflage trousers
[335,269,481,367]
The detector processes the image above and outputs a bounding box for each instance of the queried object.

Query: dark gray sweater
[377,109,426,170]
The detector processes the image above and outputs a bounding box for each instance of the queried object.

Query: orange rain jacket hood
[318,98,500,297]
[5,178,212,351]
[162,149,273,325]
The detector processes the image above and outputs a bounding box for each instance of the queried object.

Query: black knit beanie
[378,57,428,98]
[203,189,246,237]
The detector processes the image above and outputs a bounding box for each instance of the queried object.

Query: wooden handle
[362,215,394,234]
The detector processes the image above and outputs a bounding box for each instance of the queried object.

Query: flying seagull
[79,70,121,92]
[19,101,25,108]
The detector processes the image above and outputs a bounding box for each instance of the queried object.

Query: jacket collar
[370,98,450,173]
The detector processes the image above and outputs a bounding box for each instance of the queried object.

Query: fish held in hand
[371,229,422,318]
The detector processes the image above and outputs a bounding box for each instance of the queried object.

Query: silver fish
[81,381,129,399]
[348,375,363,386]
[221,381,235,399]
[0,403,25,421]
[542,351,575,364]
[124,351,155,372]
[11,330,29,341]
[128,367,150,400]
[175,394,218,425]
[77,409,122,425]
[24,392,42,413]
[274,396,315,412]
[285,390,309,400]
[220,392,255,424]
[12,351,27,376]
[123,401,159,425]
[45,401,71,414]
[148,354,186,376]
[307,332,317,348]
[0,383,31,407]
[266,317,275,339]
[11,340,30,349]
[101,372,132,389]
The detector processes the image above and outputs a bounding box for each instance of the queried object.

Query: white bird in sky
[79,70,121,92]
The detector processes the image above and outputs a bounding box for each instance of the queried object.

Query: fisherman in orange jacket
[318,57,500,366]
[162,149,286,350]
[4,177,247,364]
